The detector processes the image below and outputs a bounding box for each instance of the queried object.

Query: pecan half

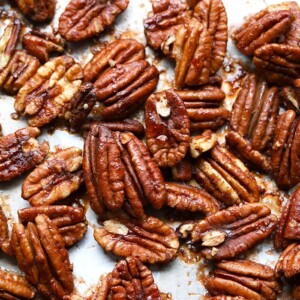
[145,90,190,168]
[22,147,83,206]
[171,157,193,182]
[190,130,217,158]
[94,215,179,264]
[194,145,261,206]
[86,274,111,300]
[205,260,281,300]
[0,205,12,255]
[14,55,83,127]
[94,60,159,120]
[58,0,129,42]
[280,86,300,114]
[191,203,278,260]
[0,127,49,182]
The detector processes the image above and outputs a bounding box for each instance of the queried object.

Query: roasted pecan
[22,30,65,63]
[280,86,300,114]
[58,0,129,42]
[271,110,300,189]
[207,297,246,300]
[205,260,281,300]
[18,205,87,247]
[94,215,179,264]
[0,50,40,95]
[190,130,217,158]
[94,60,159,120]
[283,2,300,46]
[194,145,261,206]
[171,157,193,182]
[191,203,277,260]
[230,74,280,151]
[86,274,111,300]
[165,182,220,214]
[145,90,190,167]
[294,285,300,300]
[14,55,83,127]
[22,147,83,206]
[11,214,74,299]
[0,205,12,255]
[84,39,145,83]
[0,127,49,182]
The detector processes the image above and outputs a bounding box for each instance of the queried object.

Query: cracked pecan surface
[58,0,129,42]
[145,90,190,168]
[0,127,49,182]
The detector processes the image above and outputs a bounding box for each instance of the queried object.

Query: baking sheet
[0,0,298,299]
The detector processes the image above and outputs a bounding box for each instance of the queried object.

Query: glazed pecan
[207,297,246,300]
[94,60,159,120]
[191,203,277,260]
[230,74,280,151]
[94,215,179,264]
[0,206,12,255]
[0,50,40,95]
[280,86,300,114]
[145,90,190,168]
[194,145,261,206]
[22,30,65,63]
[165,182,220,214]
[58,0,129,42]
[11,214,74,299]
[22,147,83,206]
[271,110,300,189]
[14,55,83,127]
[190,130,217,158]
[86,274,111,300]
[283,2,300,46]
[84,39,145,83]
[0,268,35,299]
[0,127,49,182]
[171,157,193,182]
[205,260,281,300]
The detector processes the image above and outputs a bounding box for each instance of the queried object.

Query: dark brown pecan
[145,90,190,168]
[165,182,220,214]
[94,214,179,264]
[205,260,281,300]
[14,55,83,127]
[294,286,300,300]
[94,60,159,120]
[0,50,40,95]
[0,206,12,255]
[280,86,300,114]
[171,157,193,182]
[22,147,83,206]
[253,43,300,86]
[194,145,261,206]
[191,203,277,260]
[22,30,65,63]
[0,268,35,299]
[271,110,300,189]
[230,74,280,151]
[0,127,49,182]
[84,39,145,83]
[11,215,74,299]
[58,0,129,42]
[190,130,217,158]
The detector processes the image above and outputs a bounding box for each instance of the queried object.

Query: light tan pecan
[191,203,278,260]
[94,60,159,120]
[190,130,217,158]
[205,260,281,300]
[14,55,83,127]
[194,145,261,206]
[171,157,193,182]
[0,127,49,182]
[145,90,190,168]
[94,214,179,264]
[0,205,12,256]
[0,50,40,95]
[11,214,74,299]
[58,0,129,42]
[271,110,300,189]
[18,205,87,247]
[280,86,300,114]
[22,30,65,63]
[84,39,145,83]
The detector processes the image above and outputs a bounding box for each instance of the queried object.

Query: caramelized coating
[190,130,217,158]
[0,206,12,255]
[207,297,246,300]
[86,274,111,300]
[280,86,300,114]
[171,157,193,182]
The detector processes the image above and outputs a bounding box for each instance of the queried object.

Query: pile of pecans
[0,0,299,299]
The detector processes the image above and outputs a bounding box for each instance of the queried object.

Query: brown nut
[190,130,217,159]
[84,38,145,83]
[86,274,111,300]
[94,60,159,120]
[0,127,49,182]
[58,0,129,42]
[171,157,193,182]
[205,259,281,300]
[294,285,300,300]
[191,203,278,261]
[14,55,83,127]
[145,90,190,168]
[194,145,261,206]
[207,297,246,300]
[0,205,12,256]
[280,86,300,114]
[94,214,179,264]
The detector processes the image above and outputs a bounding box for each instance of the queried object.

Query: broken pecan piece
[191,203,277,260]
[190,130,217,158]
[58,0,129,42]
[0,127,49,182]
[280,86,300,114]
[0,205,12,255]
[205,260,281,300]
[145,90,190,167]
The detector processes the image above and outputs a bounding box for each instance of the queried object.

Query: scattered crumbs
[178,244,203,264]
